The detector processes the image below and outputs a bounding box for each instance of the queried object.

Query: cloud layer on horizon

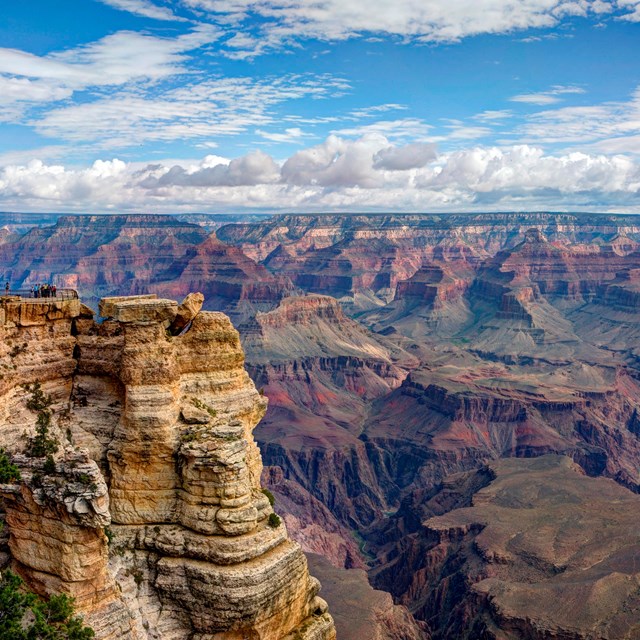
[1,135,638,213]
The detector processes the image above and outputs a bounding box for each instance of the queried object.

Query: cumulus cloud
[1,136,639,213]
[281,134,387,187]
[373,142,437,170]
[139,150,280,188]
[418,145,639,196]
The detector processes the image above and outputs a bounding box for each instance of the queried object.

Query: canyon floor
[2,211,640,639]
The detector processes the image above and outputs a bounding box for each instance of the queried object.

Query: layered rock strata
[0,293,335,640]
[369,456,640,639]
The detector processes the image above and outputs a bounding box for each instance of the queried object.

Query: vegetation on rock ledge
[0,569,95,639]
[268,513,281,528]
[24,382,59,459]
[0,448,20,483]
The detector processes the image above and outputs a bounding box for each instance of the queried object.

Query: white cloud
[373,142,437,170]
[96,0,181,20]
[0,25,218,119]
[444,124,492,139]
[473,110,514,122]
[0,27,216,87]
[419,145,639,196]
[515,86,640,147]
[2,136,639,213]
[29,74,346,147]
[139,150,279,187]
[510,85,586,105]
[179,0,621,51]
[349,104,408,118]
[333,118,433,141]
[256,127,308,143]
[617,0,640,21]
[281,134,385,187]
[511,93,564,105]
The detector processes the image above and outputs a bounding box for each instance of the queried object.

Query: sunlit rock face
[0,293,335,640]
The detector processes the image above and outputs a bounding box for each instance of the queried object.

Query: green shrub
[190,397,217,418]
[25,382,52,411]
[268,513,281,529]
[0,448,20,483]
[25,382,59,459]
[261,488,275,507]
[27,410,59,458]
[0,569,94,639]
[43,454,56,475]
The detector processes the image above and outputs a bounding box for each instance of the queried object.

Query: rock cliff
[0,293,335,640]
[369,456,640,639]
[0,215,295,319]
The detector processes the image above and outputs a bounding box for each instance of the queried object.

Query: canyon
[2,211,640,638]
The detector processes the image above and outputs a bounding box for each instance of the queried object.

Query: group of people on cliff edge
[31,283,57,298]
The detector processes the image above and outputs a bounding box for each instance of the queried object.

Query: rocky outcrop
[0,294,335,640]
[243,295,417,532]
[370,456,640,639]
[364,361,640,494]
[307,554,429,640]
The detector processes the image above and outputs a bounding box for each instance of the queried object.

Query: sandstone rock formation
[0,293,335,640]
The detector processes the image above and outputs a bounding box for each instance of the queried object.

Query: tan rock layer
[0,295,336,640]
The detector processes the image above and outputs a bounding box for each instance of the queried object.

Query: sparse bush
[126,567,144,587]
[27,410,59,458]
[25,382,59,459]
[9,343,27,358]
[261,488,275,507]
[25,382,52,411]
[268,513,281,529]
[190,397,217,418]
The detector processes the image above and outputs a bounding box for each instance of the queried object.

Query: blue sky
[0,0,639,213]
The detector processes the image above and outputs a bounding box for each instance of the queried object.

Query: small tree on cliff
[24,382,59,459]
[0,448,20,483]
[0,570,94,639]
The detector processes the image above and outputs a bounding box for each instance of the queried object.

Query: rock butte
[0,293,335,640]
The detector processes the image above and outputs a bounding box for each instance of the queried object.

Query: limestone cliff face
[0,294,335,640]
